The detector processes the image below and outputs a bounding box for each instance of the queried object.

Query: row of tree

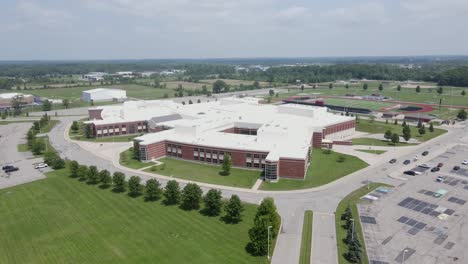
[341,206,363,263]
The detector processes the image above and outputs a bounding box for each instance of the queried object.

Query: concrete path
[251,179,263,190]
[312,212,339,264]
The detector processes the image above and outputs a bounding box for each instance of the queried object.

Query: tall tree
[87,165,99,184]
[71,121,79,133]
[203,189,223,216]
[181,183,203,210]
[62,99,70,109]
[221,154,232,176]
[69,160,80,178]
[78,165,89,181]
[31,139,45,155]
[99,169,112,187]
[457,109,467,120]
[84,124,93,138]
[391,133,400,145]
[42,99,52,111]
[402,125,411,142]
[429,122,434,132]
[213,80,228,93]
[253,81,260,89]
[11,94,25,116]
[224,194,244,223]
[418,125,426,136]
[397,84,401,91]
[145,179,162,201]
[416,85,421,93]
[128,176,142,197]
[164,180,181,205]
[384,130,392,141]
[378,83,383,91]
[112,172,126,192]
[362,83,368,90]
[255,197,280,238]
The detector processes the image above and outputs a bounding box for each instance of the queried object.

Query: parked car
[422,151,429,156]
[437,163,444,167]
[389,159,397,164]
[2,165,14,171]
[462,160,468,165]
[403,160,411,165]
[431,167,440,172]
[436,176,446,182]
[34,163,48,169]
[418,163,432,169]
[404,170,417,176]
[453,166,461,171]
[4,166,19,173]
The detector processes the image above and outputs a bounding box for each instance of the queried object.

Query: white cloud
[322,2,387,27]
[17,1,73,28]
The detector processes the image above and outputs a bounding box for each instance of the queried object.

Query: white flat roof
[87,97,353,161]
[0,93,33,99]
[83,88,125,93]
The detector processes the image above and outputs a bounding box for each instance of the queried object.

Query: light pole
[402,248,409,264]
[267,225,273,261]
[350,219,355,240]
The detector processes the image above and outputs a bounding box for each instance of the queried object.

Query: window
[246,163,252,167]
[247,153,252,158]
[261,164,265,169]
[129,124,135,134]
[213,159,217,163]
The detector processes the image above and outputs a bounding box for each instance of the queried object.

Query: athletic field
[323,98,396,111]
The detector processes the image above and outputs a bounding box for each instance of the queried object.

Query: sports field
[0,168,267,264]
[323,98,396,111]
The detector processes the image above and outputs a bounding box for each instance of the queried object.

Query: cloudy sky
[1,0,467,60]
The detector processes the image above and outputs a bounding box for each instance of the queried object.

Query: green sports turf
[0,168,268,264]
[322,98,395,111]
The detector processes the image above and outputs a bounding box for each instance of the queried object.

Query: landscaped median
[260,149,369,191]
[335,183,392,264]
[299,210,313,264]
[119,149,261,189]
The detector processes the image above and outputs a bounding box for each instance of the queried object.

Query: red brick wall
[145,141,166,159]
[149,125,172,133]
[94,120,146,137]
[312,132,323,148]
[323,120,355,136]
[88,109,103,120]
[181,145,194,160]
[230,151,246,167]
[278,158,306,179]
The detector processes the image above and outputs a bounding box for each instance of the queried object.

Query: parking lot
[0,123,48,189]
[358,145,468,264]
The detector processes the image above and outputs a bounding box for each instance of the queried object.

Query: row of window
[167,144,182,158]
[193,148,231,164]
[96,123,146,136]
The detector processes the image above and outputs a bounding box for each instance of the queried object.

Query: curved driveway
[48,115,467,264]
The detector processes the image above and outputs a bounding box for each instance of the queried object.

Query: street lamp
[267,225,273,261]
[402,248,409,264]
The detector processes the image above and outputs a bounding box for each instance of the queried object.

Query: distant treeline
[1,61,468,88]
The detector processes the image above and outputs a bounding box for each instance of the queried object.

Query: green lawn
[17,143,29,152]
[356,119,446,142]
[299,210,313,264]
[355,149,386,155]
[39,120,59,133]
[144,157,261,189]
[335,183,392,264]
[119,149,155,169]
[260,149,368,191]
[352,138,417,147]
[0,168,268,264]
[0,120,34,125]
[323,98,395,110]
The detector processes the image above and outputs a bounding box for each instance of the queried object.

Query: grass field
[356,119,447,142]
[355,149,386,155]
[335,183,392,264]
[7,84,175,101]
[119,149,154,169]
[323,98,395,111]
[0,168,268,264]
[352,138,418,147]
[17,143,29,152]
[299,211,313,264]
[260,149,368,191]
[143,157,261,189]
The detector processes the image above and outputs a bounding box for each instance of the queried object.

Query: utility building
[81,88,126,103]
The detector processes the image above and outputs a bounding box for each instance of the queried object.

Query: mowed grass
[119,149,154,169]
[0,168,267,264]
[352,138,417,147]
[17,143,29,152]
[335,183,392,264]
[323,98,395,110]
[144,157,261,189]
[260,149,368,191]
[356,119,447,142]
[299,211,313,264]
[355,149,386,155]
[19,84,174,100]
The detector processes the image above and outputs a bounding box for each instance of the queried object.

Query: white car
[462,160,468,165]
[418,163,431,169]
[34,163,48,169]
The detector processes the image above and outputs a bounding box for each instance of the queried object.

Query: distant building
[0,93,34,108]
[115,71,134,78]
[83,72,107,82]
[81,88,127,103]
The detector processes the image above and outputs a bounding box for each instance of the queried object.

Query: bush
[181,183,203,210]
[203,189,223,216]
